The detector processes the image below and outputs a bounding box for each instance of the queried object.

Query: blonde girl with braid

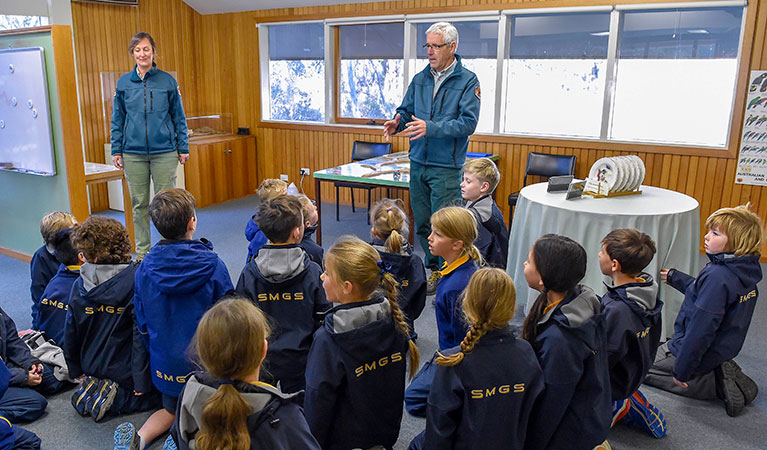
[370,198,427,338]
[405,206,482,418]
[169,298,320,450]
[409,268,544,450]
[304,236,420,450]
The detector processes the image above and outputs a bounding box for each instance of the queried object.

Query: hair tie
[377,260,392,276]
[218,379,236,386]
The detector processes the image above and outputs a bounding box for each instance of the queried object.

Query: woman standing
[111,31,188,255]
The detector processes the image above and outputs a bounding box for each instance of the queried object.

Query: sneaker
[593,440,612,450]
[114,422,139,450]
[728,360,758,405]
[91,379,119,422]
[716,361,746,417]
[624,390,667,438]
[426,270,442,296]
[611,398,630,427]
[71,376,99,416]
[162,434,177,450]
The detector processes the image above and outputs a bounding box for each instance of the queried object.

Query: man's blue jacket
[395,55,480,169]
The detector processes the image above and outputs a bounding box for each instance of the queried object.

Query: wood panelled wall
[71,0,767,255]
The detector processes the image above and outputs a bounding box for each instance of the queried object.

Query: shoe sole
[729,360,758,405]
[718,362,746,417]
[627,392,667,438]
[113,422,138,450]
[92,380,118,422]
[71,377,98,417]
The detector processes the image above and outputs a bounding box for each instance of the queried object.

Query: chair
[507,152,576,230]
[335,141,393,224]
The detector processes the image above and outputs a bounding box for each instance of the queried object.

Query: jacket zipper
[150,90,153,111]
[143,79,149,154]
[439,90,447,114]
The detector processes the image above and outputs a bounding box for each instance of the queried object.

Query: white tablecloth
[506,183,700,338]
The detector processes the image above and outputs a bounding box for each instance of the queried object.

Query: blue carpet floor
[1,195,766,449]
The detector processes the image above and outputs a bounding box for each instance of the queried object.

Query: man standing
[384,22,481,293]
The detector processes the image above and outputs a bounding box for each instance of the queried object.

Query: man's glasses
[422,43,448,50]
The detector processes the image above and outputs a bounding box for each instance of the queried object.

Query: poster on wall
[736,70,767,186]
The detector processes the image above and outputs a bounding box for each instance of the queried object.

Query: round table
[506,183,700,338]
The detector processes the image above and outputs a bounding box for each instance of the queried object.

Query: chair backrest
[523,152,577,187]
[352,141,392,162]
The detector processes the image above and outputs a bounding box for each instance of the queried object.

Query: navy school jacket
[64,262,153,393]
[525,285,612,450]
[601,273,663,401]
[134,239,233,397]
[435,255,477,350]
[667,252,762,381]
[0,363,15,449]
[300,224,324,269]
[245,214,268,263]
[36,264,80,345]
[235,244,329,385]
[464,195,509,269]
[30,244,60,320]
[371,238,427,332]
[425,327,544,450]
[172,372,320,450]
[0,307,39,387]
[304,297,409,450]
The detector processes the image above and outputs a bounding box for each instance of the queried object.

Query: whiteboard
[0,47,55,176]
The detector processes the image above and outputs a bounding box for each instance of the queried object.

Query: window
[0,15,48,31]
[415,21,498,133]
[338,22,404,121]
[504,12,611,138]
[267,22,325,122]
[609,7,744,146]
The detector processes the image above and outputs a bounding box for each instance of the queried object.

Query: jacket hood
[603,272,659,311]
[540,284,601,330]
[253,245,307,283]
[465,195,493,222]
[708,252,763,287]
[142,240,221,294]
[371,238,411,256]
[324,297,400,355]
[80,262,132,291]
[177,373,301,446]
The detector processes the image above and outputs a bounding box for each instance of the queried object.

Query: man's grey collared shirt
[431,57,457,98]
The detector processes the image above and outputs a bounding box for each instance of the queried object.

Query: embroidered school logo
[155,370,186,384]
[85,305,126,315]
[257,292,304,301]
[636,326,652,339]
[41,298,68,311]
[354,352,403,377]
[739,290,757,303]
[474,86,481,99]
[470,384,525,399]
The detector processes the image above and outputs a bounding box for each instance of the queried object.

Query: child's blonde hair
[705,204,764,256]
[295,194,317,226]
[192,298,271,450]
[40,211,76,244]
[326,236,420,378]
[436,268,516,366]
[463,157,500,193]
[431,207,483,264]
[257,179,288,202]
[370,198,408,254]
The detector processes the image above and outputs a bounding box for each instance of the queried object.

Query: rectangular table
[84,162,135,249]
[313,151,498,246]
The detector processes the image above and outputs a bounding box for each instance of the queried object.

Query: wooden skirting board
[0,246,32,263]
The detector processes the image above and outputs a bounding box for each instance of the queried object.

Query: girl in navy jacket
[410,268,543,450]
[304,237,419,450]
[522,234,612,450]
[168,298,320,450]
[36,228,81,346]
[369,198,426,338]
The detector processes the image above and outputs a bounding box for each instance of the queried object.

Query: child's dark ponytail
[520,234,587,343]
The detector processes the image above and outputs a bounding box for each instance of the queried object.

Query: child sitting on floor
[245,179,287,262]
[36,228,81,346]
[30,211,76,325]
[65,216,160,422]
[645,204,763,417]
[296,193,324,268]
[461,157,508,268]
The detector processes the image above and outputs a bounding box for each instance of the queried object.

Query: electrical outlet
[280,174,289,182]
[300,168,311,176]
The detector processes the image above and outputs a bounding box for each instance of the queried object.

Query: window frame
[256,1,751,156]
